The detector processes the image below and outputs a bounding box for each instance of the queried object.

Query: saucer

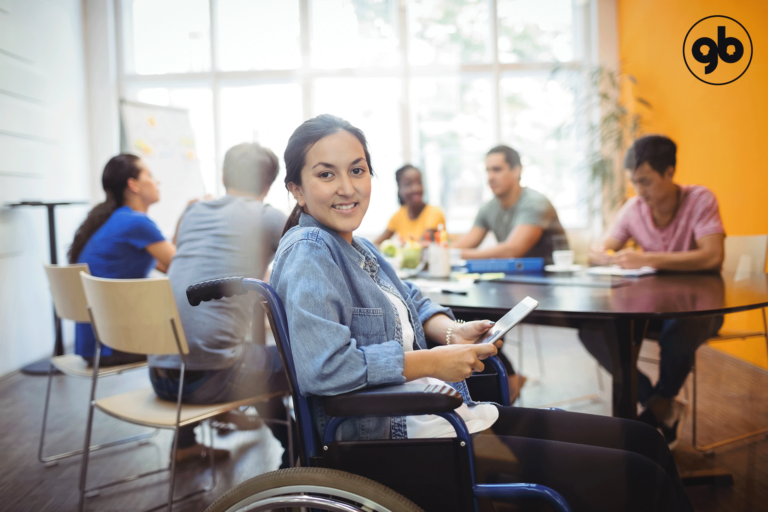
[544,264,583,273]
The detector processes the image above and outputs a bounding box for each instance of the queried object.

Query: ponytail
[67,153,142,263]
[68,199,118,263]
[282,203,304,237]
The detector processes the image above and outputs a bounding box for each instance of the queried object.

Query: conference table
[420,271,768,420]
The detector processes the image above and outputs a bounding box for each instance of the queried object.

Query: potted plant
[554,65,652,228]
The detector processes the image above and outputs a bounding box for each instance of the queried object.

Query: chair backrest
[80,273,189,356]
[43,264,91,323]
[238,279,318,466]
[722,235,768,274]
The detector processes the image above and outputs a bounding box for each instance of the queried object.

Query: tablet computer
[474,296,539,344]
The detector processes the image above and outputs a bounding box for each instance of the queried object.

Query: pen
[441,289,468,295]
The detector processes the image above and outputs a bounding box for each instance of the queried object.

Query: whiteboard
[120,101,206,238]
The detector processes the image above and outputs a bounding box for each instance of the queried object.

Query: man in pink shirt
[580,135,725,448]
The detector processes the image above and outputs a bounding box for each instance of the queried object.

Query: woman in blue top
[68,154,176,366]
[270,115,692,512]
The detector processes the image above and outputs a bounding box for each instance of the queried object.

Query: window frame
[115,0,593,229]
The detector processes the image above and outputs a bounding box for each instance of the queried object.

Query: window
[410,75,494,233]
[118,0,592,235]
[217,0,301,71]
[408,0,493,66]
[219,83,304,211]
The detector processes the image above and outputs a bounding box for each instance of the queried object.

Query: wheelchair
[187,277,571,512]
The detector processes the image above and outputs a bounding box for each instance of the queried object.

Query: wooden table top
[422,271,768,321]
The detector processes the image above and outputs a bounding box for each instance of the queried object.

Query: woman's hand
[451,320,502,350]
[403,343,498,382]
[431,343,498,381]
[431,343,499,382]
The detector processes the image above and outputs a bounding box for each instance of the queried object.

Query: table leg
[610,318,646,419]
[21,205,63,375]
[46,204,65,357]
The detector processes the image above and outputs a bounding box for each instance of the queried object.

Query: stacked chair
[76,273,290,512]
[40,264,153,466]
[692,234,768,452]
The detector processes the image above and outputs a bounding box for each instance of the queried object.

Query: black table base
[7,201,86,375]
[21,359,59,376]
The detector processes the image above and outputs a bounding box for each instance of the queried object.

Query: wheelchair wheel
[205,467,424,512]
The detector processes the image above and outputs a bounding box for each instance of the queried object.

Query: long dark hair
[68,154,143,263]
[282,114,374,236]
[395,164,419,205]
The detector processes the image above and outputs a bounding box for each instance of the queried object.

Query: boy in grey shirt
[148,143,292,466]
[452,145,566,265]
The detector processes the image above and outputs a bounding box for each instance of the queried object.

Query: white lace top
[380,288,499,438]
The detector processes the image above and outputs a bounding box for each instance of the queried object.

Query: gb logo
[683,16,752,85]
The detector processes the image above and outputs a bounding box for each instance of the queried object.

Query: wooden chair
[692,234,768,452]
[77,273,283,512]
[40,264,153,466]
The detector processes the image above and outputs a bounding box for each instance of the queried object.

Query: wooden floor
[1,325,766,512]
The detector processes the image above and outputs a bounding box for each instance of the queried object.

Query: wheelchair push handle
[187,277,248,306]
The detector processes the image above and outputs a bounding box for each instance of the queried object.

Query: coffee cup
[552,250,574,269]
[428,244,451,278]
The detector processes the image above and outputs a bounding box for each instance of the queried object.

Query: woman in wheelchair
[269,114,692,512]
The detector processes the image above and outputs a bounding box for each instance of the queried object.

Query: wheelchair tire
[205,467,424,512]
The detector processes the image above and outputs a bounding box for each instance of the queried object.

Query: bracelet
[445,319,465,345]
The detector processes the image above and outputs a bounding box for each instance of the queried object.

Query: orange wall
[618,0,768,238]
[618,0,768,365]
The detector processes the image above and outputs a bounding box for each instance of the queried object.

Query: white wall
[0,0,92,376]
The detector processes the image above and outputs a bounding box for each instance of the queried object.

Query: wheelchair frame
[188,277,571,512]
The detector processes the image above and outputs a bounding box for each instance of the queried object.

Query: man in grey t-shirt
[452,145,566,399]
[452,145,566,265]
[148,143,293,467]
[153,194,286,370]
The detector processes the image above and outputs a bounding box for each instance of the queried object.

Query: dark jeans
[578,316,724,405]
[82,349,146,367]
[149,344,296,468]
[474,406,692,512]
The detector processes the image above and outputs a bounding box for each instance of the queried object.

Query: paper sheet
[586,265,657,277]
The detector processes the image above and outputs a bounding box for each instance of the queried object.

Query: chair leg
[286,395,294,467]
[38,358,158,465]
[533,325,545,377]
[517,326,524,406]
[167,424,182,510]
[595,362,604,394]
[530,330,605,409]
[38,359,56,465]
[78,369,100,512]
[692,340,768,452]
[208,422,217,491]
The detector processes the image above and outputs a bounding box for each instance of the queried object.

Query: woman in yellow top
[374,164,445,245]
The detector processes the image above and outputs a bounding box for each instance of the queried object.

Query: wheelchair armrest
[323,382,463,418]
[186,277,247,306]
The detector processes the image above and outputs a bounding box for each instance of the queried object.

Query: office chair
[39,263,154,466]
[693,234,768,452]
[77,273,288,512]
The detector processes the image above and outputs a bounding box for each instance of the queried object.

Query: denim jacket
[270,213,473,442]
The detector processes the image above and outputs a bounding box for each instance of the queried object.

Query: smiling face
[288,130,371,243]
[398,167,424,207]
[485,152,521,197]
[627,162,676,208]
